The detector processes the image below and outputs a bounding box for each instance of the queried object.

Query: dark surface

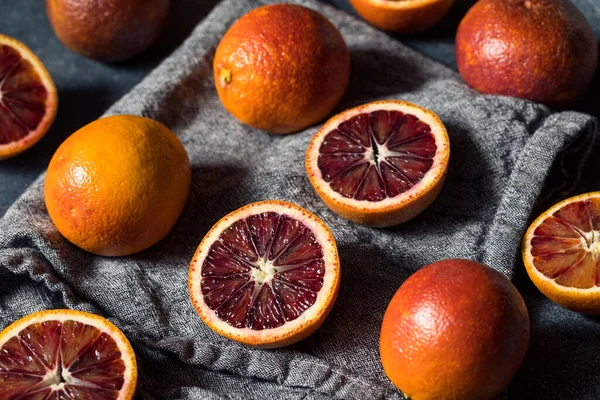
[1,0,600,399]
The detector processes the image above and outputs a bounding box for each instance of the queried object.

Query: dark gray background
[1,0,600,399]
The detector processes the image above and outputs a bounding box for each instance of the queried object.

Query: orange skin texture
[349,0,454,34]
[380,259,530,400]
[44,115,191,257]
[456,0,598,108]
[46,0,169,62]
[213,4,351,134]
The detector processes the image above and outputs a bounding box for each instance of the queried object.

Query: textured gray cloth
[0,0,597,399]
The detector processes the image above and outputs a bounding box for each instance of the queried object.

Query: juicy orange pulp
[0,34,57,159]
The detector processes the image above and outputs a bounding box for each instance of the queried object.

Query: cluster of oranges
[0,1,598,400]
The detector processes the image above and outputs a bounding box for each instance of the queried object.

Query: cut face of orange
[306,100,450,227]
[0,309,137,399]
[188,200,340,348]
[0,34,57,160]
[522,192,600,314]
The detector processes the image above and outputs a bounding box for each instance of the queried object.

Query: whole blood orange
[46,0,169,62]
[456,0,598,108]
[380,259,530,400]
[0,309,137,399]
[213,4,350,134]
[306,100,450,227]
[0,34,57,160]
[349,0,454,33]
[522,192,600,314]
[44,115,191,257]
[189,200,340,348]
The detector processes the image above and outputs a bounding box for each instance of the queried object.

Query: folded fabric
[0,0,596,398]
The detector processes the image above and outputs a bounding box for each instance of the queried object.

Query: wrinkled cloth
[0,0,597,399]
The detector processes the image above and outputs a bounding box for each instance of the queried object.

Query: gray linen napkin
[0,0,597,398]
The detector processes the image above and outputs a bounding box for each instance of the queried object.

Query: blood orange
[349,0,454,33]
[44,115,191,257]
[0,34,57,160]
[0,309,137,399]
[188,200,340,348]
[456,0,597,108]
[522,192,600,314]
[380,259,529,400]
[306,100,450,227]
[213,4,350,134]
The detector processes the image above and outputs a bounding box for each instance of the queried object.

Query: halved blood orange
[188,200,340,348]
[306,100,450,227]
[0,34,57,160]
[523,192,600,314]
[0,309,137,399]
[348,0,455,34]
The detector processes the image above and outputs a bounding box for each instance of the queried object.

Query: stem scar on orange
[213,4,351,134]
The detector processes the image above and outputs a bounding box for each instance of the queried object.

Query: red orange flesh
[0,309,137,400]
[0,34,57,159]
[306,100,450,227]
[523,192,600,313]
[189,200,340,348]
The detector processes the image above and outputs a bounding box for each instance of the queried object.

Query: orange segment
[0,34,57,159]
[522,192,600,313]
[306,100,450,227]
[0,309,137,399]
[188,200,340,348]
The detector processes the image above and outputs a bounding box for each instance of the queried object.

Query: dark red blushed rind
[456,0,598,108]
[45,0,169,62]
[200,212,326,330]
[380,259,530,399]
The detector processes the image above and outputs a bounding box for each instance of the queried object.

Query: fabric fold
[0,0,597,398]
